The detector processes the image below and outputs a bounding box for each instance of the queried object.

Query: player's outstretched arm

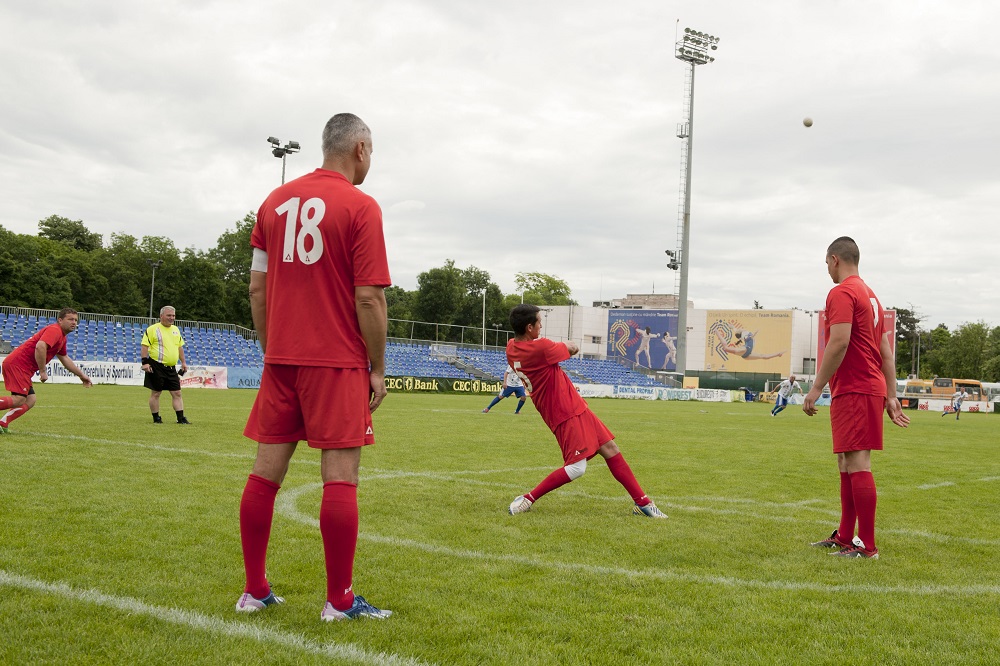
[57,354,92,387]
[564,341,580,355]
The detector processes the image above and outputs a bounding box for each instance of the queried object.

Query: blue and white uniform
[501,365,527,399]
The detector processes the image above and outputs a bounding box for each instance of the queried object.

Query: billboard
[705,310,793,374]
[606,310,679,370]
[816,309,896,370]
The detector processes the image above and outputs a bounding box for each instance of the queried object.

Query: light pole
[669,27,719,375]
[482,290,487,349]
[267,136,300,184]
[146,259,163,319]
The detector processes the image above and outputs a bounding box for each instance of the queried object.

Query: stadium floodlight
[670,26,720,375]
[267,136,301,184]
[146,259,164,320]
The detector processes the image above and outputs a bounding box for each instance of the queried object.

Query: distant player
[942,388,968,420]
[505,304,667,519]
[482,364,527,414]
[771,375,803,416]
[0,308,92,433]
[803,237,908,559]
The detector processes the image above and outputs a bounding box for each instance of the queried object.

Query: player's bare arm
[356,285,388,413]
[565,341,580,355]
[57,354,92,387]
[34,340,49,382]
[248,270,267,353]
[880,333,909,428]
[803,322,851,415]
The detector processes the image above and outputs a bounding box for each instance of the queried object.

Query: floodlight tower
[267,136,301,184]
[669,27,719,375]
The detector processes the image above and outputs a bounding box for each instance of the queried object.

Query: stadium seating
[0,311,666,385]
[0,316,264,368]
[385,341,471,379]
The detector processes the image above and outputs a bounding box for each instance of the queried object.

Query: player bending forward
[505,304,667,518]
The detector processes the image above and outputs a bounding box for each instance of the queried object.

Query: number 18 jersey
[252,169,391,368]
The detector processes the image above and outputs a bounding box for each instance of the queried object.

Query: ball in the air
[803,117,813,127]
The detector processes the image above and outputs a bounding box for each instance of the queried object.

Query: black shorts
[144,359,181,392]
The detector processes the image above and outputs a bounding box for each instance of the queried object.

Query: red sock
[837,472,856,542]
[0,403,30,427]
[239,474,280,599]
[606,453,650,505]
[850,471,877,551]
[527,467,572,503]
[0,396,14,410]
[321,482,358,611]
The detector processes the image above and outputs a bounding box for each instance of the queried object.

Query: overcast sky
[2,0,998,330]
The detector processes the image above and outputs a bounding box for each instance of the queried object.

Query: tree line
[0,214,575,341]
[2,215,998,380]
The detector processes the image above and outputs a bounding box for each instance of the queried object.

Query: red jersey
[506,337,588,431]
[824,275,886,397]
[252,169,391,368]
[4,323,67,372]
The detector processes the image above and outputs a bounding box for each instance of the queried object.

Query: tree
[514,271,575,306]
[981,326,1000,382]
[945,321,991,379]
[209,212,256,327]
[385,286,414,339]
[38,215,103,252]
[412,260,465,340]
[889,305,922,377]
[921,324,952,379]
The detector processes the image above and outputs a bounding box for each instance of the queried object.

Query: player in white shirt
[482,364,528,414]
[942,388,968,420]
[771,375,803,416]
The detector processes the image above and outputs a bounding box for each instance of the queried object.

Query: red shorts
[553,410,615,465]
[830,393,884,453]
[244,364,375,449]
[2,360,34,396]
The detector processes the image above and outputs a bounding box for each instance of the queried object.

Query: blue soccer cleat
[321,595,392,621]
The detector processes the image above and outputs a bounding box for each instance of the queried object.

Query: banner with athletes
[816,309,896,371]
[605,310,679,371]
[704,310,793,375]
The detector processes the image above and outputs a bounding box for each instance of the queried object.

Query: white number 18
[275,197,326,264]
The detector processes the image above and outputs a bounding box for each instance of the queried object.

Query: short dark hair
[510,304,541,335]
[827,236,860,265]
[57,307,78,319]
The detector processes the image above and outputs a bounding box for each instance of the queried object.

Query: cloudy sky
[2,0,998,330]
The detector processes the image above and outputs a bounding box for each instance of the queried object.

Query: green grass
[1,385,998,665]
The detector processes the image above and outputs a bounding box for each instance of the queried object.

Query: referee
[141,305,190,424]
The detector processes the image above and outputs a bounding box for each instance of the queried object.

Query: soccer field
[1,385,998,665]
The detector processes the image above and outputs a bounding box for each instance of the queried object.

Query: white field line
[917,482,957,490]
[19,432,1000,544]
[0,570,431,666]
[979,476,1000,482]
[276,484,1000,597]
